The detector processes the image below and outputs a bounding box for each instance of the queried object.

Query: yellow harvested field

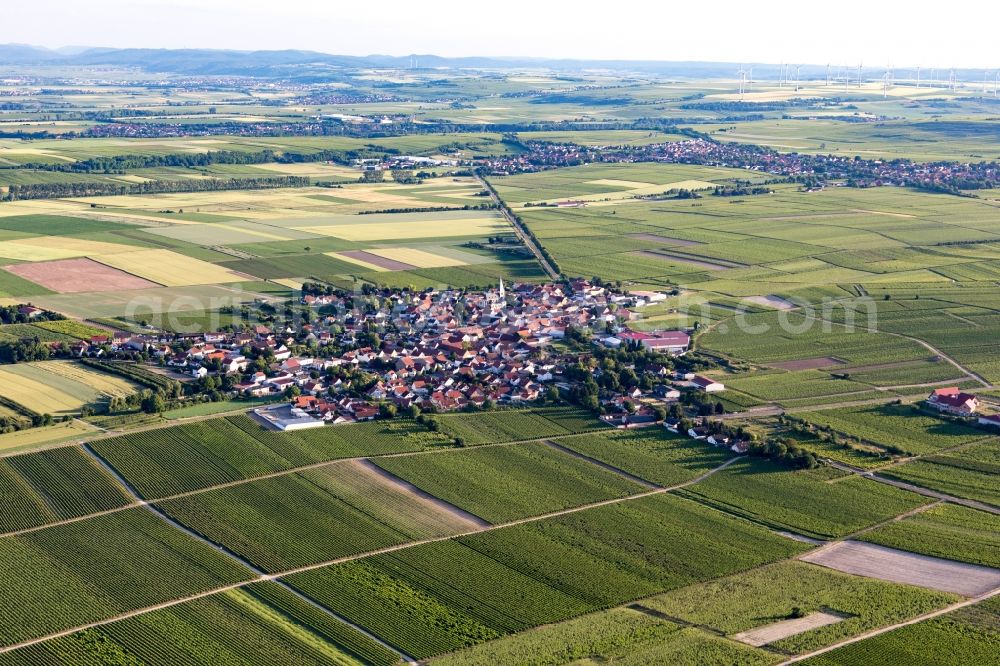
[43,361,141,396]
[93,249,251,286]
[326,187,425,206]
[298,217,509,242]
[328,252,390,272]
[254,162,361,178]
[0,146,76,162]
[367,247,467,268]
[0,361,139,416]
[0,236,136,262]
[587,178,657,188]
[661,179,719,190]
[272,277,305,289]
[211,223,290,241]
[536,179,719,205]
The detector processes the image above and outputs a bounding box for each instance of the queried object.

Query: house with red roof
[927,387,979,416]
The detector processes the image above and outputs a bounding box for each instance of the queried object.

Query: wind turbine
[857,63,863,88]
[916,66,921,88]
[826,63,831,86]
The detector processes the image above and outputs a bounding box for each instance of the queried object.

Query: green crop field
[796,404,992,455]
[285,494,804,659]
[373,442,646,523]
[879,438,1000,506]
[643,561,957,654]
[860,504,1000,568]
[0,508,252,649]
[434,407,600,445]
[0,582,399,666]
[800,598,1000,666]
[675,459,931,540]
[431,607,776,666]
[90,415,453,498]
[0,446,132,533]
[554,429,733,486]
[157,460,482,572]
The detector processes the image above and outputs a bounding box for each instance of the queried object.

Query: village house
[927,387,979,416]
[692,375,725,393]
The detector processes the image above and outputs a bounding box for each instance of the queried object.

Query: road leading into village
[476,172,561,281]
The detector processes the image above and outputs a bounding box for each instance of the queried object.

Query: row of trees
[4,176,310,201]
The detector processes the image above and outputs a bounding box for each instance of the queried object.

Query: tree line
[3,176,311,201]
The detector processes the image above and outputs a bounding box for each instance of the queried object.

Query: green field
[675,459,930,540]
[284,494,804,658]
[0,508,252,649]
[801,598,1000,665]
[373,442,646,523]
[0,446,132,533]
[90,415,453,498]
[431,607,776,666]
[879,440,1000,506]
[554,428,734,486]
[860,503,1000,568]
[0,581,400,666]
[643,561,957,654]
[157,460,482,572]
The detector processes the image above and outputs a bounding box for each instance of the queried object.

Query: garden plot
[801,541,1000,596]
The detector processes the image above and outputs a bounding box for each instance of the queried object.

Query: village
[51,279,730,431]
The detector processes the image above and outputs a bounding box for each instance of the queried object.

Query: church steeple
[498,278,505,300]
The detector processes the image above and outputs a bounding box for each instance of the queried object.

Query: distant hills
[0,44,989,82]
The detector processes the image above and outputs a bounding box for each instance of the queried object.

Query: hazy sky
[9,0,999,68]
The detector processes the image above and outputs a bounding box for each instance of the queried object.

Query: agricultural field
[795,404,992,455]
[372,442,647,523]
[860,504,1000,568]
[2,58,1000,665]
[431,607,775,666]
[675,459,931,540]
[554,428,734,486]
[880,440,1000,506]
[0,446,132,533]
[0,360,141,416]
[90,415,454,498]
[434,406,600,445]
[0,508,253,649]
[800,598,1000,666]
[157,459,485,572]
[283,494,804,658]
[0,419,99,454]
[0,582,400,666]
[642,561,957,655]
